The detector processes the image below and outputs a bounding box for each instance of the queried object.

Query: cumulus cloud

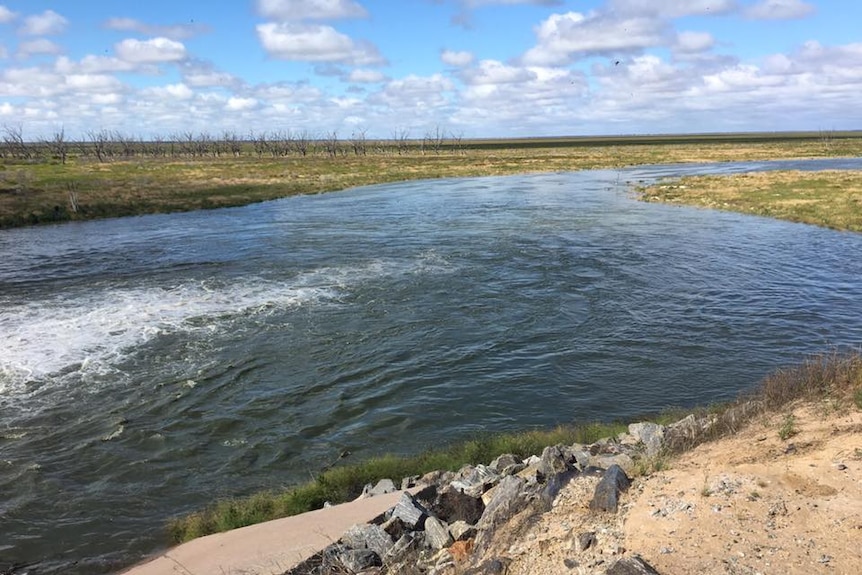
[103,17,210,40]
[17,38,62,58]
[0,5,17,24]
[463,0,562,6]
[226,97,259,111]
[370,74,455,112]
[256,22,384,65]
[65,73,124,93]
[609,0,738,18]
[441,50,474,67]
[21,9,68,36]
[257,0,367,21]
[522,12,669,66]
[180,62,239,88]
[55,54,140,74]
[460,60,536,85]
[745,0,815,20]
[143,83,194,100]
[348,68,386,83]
[115,37,187,64]
[675,31,715,54]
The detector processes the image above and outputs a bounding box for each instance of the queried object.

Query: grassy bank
[639,170,862,232]
[2,133,862,229]
[167,421,629,543]
[168,351,862,543]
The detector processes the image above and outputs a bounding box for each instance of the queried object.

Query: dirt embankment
[489,402,862,575]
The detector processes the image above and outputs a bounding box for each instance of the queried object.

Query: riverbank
[2,133,861,229]
[639,169,862,232]
[134,352,862,574]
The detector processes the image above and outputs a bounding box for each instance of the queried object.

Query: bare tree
[323,130,340,158]
[49,127,69,164]
[449,130,464,155]
[293,129,311,156]
[392,128,410,155]
[2,124,31,160]
[350,128,368,156]
[425,125,445,154]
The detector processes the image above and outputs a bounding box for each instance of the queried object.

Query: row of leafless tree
[0,124,466,164]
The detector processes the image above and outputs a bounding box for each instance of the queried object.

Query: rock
[392,492,429,529]
[464,557,512,574]
[590,464,631,513]
[449,520,478,541]
[474,475,529,554]
[434,487,485,524]
[341,523,394,558]
[563,557,579,569]
[449,538,474,562]
[628,422,666,457]
[539,444,572,478]
[338,548,382,572]
[401,475,420,490]
[361,477,397,498]
[605,555,662,575]
[577,531,597,551]
[450,464,500,498]
[381,515,409,540]
[425,515,455,550]
[383,533,418,564]
[489,453,522,473]
[591,453,635,474]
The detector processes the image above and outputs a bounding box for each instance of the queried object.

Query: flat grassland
[2,132,861,229]
[640,169,862,232]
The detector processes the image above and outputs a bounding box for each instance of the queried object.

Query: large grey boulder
[340,522,394,558]
[424,515,455,550]
[434,486,485,525]
[589,464,631,513]
[606,555,662,574]
[628,422,666,457]
[392,492,429,529]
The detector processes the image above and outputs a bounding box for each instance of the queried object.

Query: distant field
[1,132,861,228]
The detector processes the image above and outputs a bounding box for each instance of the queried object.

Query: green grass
[639,170,862,232]
[777,414,798,440]
[3,133,862,229]
[167,421,627,543]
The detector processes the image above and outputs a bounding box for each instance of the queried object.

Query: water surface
[1,159,861,573]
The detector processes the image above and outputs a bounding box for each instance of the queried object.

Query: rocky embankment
[285,402,862,575]
[285,416,701,575]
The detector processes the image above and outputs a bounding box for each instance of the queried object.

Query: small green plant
[853,388,862,410]
[778,414,798,440]
[700,475,713,498]
[747,491,761,501]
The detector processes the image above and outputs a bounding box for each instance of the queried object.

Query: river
[1,159,861,573]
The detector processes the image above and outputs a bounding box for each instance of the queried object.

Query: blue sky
[1,0,861,139]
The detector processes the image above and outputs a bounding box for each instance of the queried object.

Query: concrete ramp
[120,490,408,575]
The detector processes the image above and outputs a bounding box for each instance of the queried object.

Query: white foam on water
[0,276,337,395]
[0,253,457,398]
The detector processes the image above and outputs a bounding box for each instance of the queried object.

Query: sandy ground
[492,401,862,575]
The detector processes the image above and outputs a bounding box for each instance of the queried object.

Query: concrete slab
[119,490,408,575]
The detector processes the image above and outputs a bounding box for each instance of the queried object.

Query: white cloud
[256,22,383,65]
[461,60,536,85]
[103,17,209,40]
[371,74,455,112]
[675,31,715,54]
[609,0,738,18]
[463,0,562,6]
[348,68,386,83]
[745,0,815,20]
[441,50,474,67]
[55,54,140,74]
[0,5,17,24]
[115,37,187,64]
[522,12,669,66]
[21,9,68,36]
[257,0,367,21]
[0,66,63,97]
[226,97,259,111]
[143,83,194,100]
[17,38,63,58]
[65,74,124,93]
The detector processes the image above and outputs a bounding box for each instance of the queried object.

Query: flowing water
[1,159,861,573]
